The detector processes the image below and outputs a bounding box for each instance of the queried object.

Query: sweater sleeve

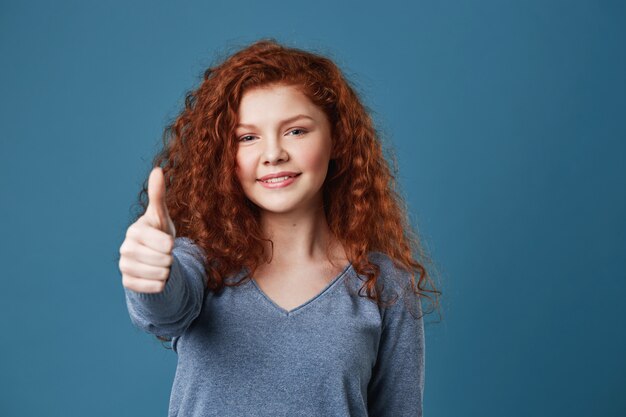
[367,278,426,417]
[123,237,207,339]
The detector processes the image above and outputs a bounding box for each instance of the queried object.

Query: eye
[238,135,256,142]
[287,128,307,136]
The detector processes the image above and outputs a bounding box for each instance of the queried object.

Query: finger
[119,256,171,281]
[119,239,174,268]
[130,220,175,254]
[146,167,172,233]
[122,274,167,294]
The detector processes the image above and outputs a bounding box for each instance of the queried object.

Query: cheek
[302,143,331,173]
[235,153,256,183]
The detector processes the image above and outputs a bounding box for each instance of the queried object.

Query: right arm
[123,237,207,338]
[119,167,207,338]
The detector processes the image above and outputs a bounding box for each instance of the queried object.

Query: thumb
[146,167,177,237]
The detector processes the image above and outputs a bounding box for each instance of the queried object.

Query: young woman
[119,38,441,417]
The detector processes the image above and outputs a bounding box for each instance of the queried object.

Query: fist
[119,167,177,293]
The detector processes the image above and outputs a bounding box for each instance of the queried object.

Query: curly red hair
[128,38,441,342]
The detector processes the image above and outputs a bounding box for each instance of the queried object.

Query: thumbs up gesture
[144,166,177,238]
[119,167,177,293]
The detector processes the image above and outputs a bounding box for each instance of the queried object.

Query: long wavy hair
[126,38,442,343]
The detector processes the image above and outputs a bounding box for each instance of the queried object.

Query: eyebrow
[236,114,315,129]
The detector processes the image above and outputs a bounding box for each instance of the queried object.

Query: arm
[123,237,207,339]
[367,282,426,417]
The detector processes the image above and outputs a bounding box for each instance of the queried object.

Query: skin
[119,83,347,298]
[119,166,177,294]
[235,83,347,272]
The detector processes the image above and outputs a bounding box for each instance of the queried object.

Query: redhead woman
[118,38,441,417]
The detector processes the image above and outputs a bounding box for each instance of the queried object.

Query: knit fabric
[124,237,425,416]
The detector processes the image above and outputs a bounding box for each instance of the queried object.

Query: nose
[262,136,289,165]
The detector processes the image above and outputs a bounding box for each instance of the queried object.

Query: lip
[257,173,301,189]
[257,171,301,181]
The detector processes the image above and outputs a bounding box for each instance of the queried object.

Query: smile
[257,174,301,189]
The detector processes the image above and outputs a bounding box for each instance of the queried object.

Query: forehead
[236,84,323,124]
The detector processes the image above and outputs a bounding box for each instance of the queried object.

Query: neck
[259,204,344,267]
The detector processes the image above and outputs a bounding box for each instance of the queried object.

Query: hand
[119,167,177,293]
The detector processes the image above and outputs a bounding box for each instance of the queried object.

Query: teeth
[263,176,292,183]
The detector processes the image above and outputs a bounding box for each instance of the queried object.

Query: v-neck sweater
[124,237,425,417]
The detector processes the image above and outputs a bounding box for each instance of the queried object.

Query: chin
[257,204,298,214]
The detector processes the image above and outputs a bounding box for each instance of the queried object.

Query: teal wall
[1,0,624,416]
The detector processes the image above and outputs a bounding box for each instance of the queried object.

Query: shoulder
[365,251,423,322]
[174,236,197,248]
[173,237,207,265]
[174,236,204,253]
[367,251,415,297]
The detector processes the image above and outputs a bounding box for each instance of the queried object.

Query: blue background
[1,0,624,416]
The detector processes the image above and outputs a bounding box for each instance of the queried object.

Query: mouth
[256,173,301,183]
[256,173,301,188]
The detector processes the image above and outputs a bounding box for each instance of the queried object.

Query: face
[235,83,333,216]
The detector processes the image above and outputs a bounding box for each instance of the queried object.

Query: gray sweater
[124,237,425,417]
